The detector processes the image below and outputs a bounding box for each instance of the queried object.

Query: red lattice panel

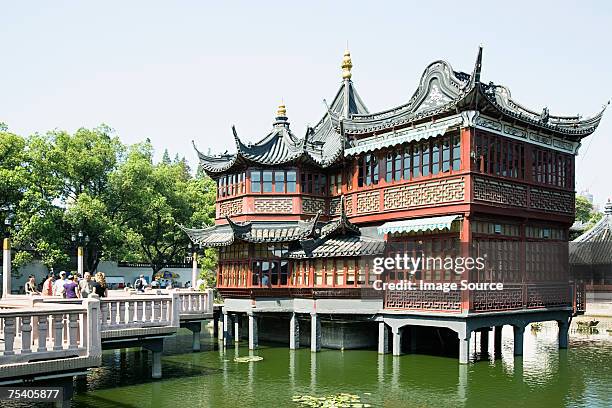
[384,178,464,210]
[526,284,571,308]
[384,289,461,312]
[471,285,523,312]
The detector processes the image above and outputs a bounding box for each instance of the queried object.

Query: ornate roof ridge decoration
[298,197,361,256]
[178,223,234,247]
[478,82,608,137]
[224,215,252,237]
[343,46,606,138]
[347,50,475,125]
[297,210,323,239]
[573,200,612,244]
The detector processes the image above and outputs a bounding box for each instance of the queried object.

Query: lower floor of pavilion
[217,296,573,364]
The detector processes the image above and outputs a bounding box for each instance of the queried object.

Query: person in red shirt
[42,274,55,297]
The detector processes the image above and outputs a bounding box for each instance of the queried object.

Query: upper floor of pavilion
[192,48,607,225]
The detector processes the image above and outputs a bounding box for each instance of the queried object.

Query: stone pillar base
[513,325,525,356]
[392,328,401,356]
[290,313,300,350]
[248,313,258,350]
[378,321,389,354]
[310,313,321,352]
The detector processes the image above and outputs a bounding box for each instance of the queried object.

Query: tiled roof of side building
[571,201,612,265]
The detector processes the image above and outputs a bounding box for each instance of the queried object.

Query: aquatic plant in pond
[292,393,371,407]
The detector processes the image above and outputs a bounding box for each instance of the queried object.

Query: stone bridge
[0,289,214,393]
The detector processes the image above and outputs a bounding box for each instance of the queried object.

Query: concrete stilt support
[234,314,240,343]
[290,312,300,350]
[391,327,401,356]
[213,312,219,339]
[378,321,389,354]
[184,321,202,352]
[50,376,74,408]
[152,351,162,379]
[513,325,525,356]
[248,312,258,350]
[558,319,570,349]
[479,328,489,354]
[223,312,233,346]
[459,333,470,364]
[409,327,417,353]
[217,316,224,341]
[310,313,321,352]
[494,326,503,357]
[143,338,164,379]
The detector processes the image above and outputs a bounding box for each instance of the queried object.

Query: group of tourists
[25,271,109,298]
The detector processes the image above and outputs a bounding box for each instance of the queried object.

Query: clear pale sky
[1,1,610,207]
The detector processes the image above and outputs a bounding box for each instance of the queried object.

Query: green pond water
[13,319,612,408]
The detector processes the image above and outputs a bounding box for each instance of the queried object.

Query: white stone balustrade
[0,290,212,382]
[176,289,214,316]
[126,288,214,320]
[98,295,180,331]
[0,298,101,380]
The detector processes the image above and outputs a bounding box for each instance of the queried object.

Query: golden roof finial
[277,103,287,117]
[341,49,352,80]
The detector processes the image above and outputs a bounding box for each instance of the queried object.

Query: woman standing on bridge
[92,272,108,297]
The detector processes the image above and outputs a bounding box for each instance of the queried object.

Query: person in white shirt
[53,271,68,297]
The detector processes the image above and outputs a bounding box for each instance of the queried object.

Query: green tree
[0,128,28,224]
[162,149,171,165]
[15,126,126,272]
[575,195,593,224]
[0,127,29,275]
[572,195,603,240]
[112,143,216,276]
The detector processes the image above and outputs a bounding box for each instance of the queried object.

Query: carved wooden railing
[383,282,574,313]
[0,298,101,379]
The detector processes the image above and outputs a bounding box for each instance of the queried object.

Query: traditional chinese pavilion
[183,48,606,362]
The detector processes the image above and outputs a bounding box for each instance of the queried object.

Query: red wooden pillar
[460,214,472,313]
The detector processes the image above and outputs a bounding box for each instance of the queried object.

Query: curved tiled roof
[343,47,605,139]
[479,83,608,137]
[181,197,370,255]
[571,202,612,265]
[195,47,606,176]
[288,235,385,259]
[195,79,368,175]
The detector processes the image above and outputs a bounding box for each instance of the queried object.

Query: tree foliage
[572,195,603,240]
[1,125,217,277]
